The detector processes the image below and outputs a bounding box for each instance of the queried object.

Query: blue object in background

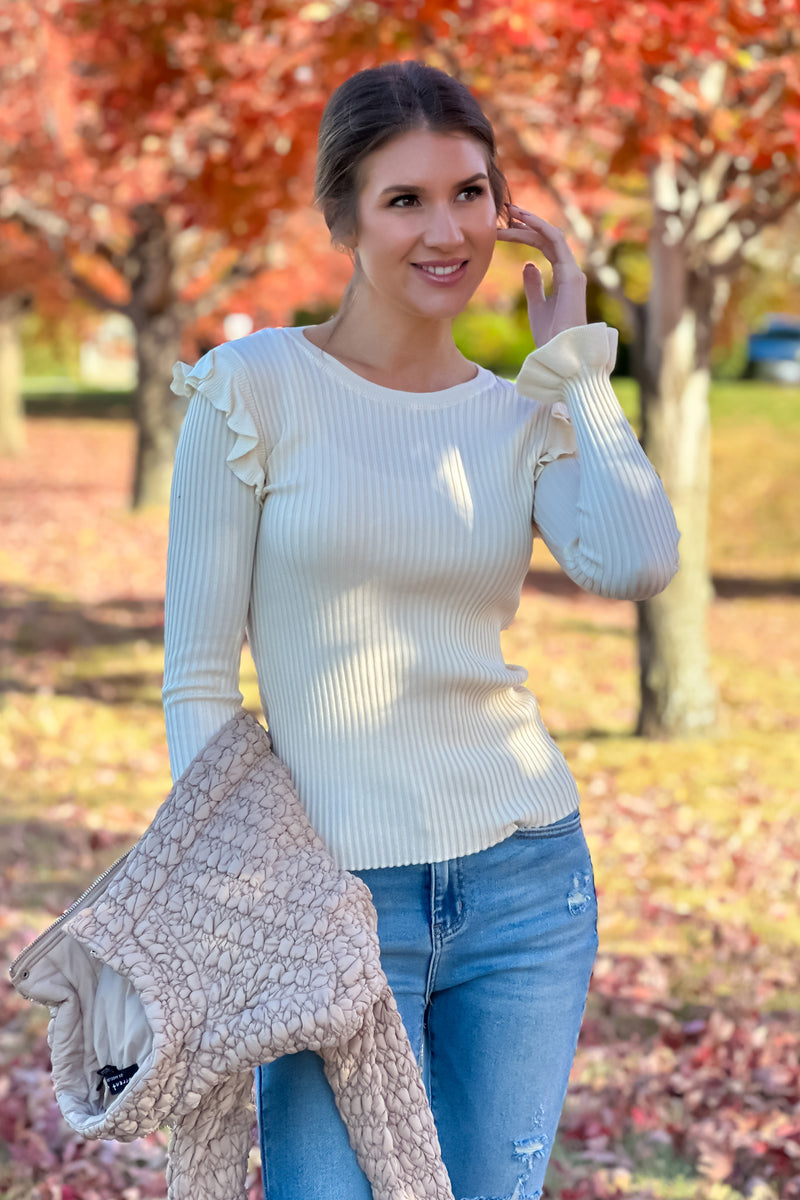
[747,314,800,383]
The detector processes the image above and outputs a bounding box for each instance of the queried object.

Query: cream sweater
[165,323,679,869]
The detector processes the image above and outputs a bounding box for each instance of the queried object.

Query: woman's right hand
[496,206,587,347]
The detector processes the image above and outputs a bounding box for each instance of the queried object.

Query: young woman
[166,62,679,1200]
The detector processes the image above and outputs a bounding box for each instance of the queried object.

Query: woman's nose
[424,205,465,248]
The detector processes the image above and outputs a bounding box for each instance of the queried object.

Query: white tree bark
[635,177,720,735]
[0,295,26,458]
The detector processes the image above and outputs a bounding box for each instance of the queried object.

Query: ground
[0,378,798,1199]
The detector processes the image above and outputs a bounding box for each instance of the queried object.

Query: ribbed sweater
[165,323,679,870]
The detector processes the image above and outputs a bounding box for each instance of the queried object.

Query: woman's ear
[330,213,358,252]
[331,231,358,259]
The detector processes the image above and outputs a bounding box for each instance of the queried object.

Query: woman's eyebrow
[378,172,489,198]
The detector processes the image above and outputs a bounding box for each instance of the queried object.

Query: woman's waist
[260,666,539,744]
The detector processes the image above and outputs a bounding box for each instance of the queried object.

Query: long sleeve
[321,989,454,1199]
[166,1072,254,1200]
[163,381,263,781]
[520,324,680,600]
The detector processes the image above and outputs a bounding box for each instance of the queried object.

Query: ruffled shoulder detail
[171,345,267,504]
[516,323,619,406]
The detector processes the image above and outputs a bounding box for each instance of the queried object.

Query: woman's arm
[497,209,679,600]
[163,392,262,780]
[522,325,680,600]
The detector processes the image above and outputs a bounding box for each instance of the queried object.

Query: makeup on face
[351,130,498,321]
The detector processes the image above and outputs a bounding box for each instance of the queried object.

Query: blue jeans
[257,810,598,1200]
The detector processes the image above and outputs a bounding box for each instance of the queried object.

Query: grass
[612,375,800,425]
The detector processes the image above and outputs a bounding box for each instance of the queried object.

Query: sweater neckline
[283,325,495,409]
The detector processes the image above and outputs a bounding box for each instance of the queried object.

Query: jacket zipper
[9,850,132,981]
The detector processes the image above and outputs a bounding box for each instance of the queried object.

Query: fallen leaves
[554,968,800,1199]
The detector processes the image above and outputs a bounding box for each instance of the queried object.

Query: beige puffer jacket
[10,711,453,1200]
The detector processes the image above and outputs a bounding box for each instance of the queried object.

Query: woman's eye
[388,186,484,207]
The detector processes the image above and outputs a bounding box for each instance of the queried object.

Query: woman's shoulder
[200,325,301,384]
[221,324,294,364]
[171,327,318,427]
[169,328,305,486]
[173,325,305,385]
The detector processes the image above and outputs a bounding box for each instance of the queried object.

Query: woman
[166,62,679,1200]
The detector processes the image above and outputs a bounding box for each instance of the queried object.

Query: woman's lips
[412,259,468,285]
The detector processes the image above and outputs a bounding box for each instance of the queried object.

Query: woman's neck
[306,292,477,393]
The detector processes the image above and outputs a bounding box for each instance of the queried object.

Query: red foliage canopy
[0,0,352,328]
[1,0,799,324]
[312,0,800,264]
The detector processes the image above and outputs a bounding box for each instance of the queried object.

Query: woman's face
[349,129,498,323]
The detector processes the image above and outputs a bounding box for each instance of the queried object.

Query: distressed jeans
[257,809,598,1200]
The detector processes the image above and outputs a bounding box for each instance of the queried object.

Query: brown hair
[314,61,510,246]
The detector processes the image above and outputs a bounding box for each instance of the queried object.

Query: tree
[0,7,69,457]
[4,0,798,733]
[496,0,800,736]
[313,0,800,736]
[0,222,75,459]
[0,227,38,458]
[0,0,347,505]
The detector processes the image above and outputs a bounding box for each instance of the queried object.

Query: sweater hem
[332,793,583,872]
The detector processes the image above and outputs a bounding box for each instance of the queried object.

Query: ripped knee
[460,1109,549,1200]
[567,870,593,916]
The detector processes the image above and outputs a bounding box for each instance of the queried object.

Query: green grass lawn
[1,381,798,1199]
[612,375,800,428]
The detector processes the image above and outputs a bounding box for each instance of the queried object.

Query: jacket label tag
[97,1063,139,1095]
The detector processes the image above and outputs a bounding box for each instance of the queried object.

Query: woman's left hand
[496,207,587,347]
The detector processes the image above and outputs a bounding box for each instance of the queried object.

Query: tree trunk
[128,205,183,509]
[635,203,718,736]
[0,295,27,458]
[131,306,183,507]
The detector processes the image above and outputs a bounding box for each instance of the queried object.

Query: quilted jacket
[10,711,453,1200]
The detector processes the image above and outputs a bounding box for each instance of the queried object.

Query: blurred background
[1,2,799,1198]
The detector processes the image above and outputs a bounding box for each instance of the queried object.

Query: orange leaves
[1,0,799,339]
[476,0,556,49]
[36,17,81,160]
[5,0,327,228]
[608,133,644,178]
[71,250,130,307]
[0,0,344,328]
